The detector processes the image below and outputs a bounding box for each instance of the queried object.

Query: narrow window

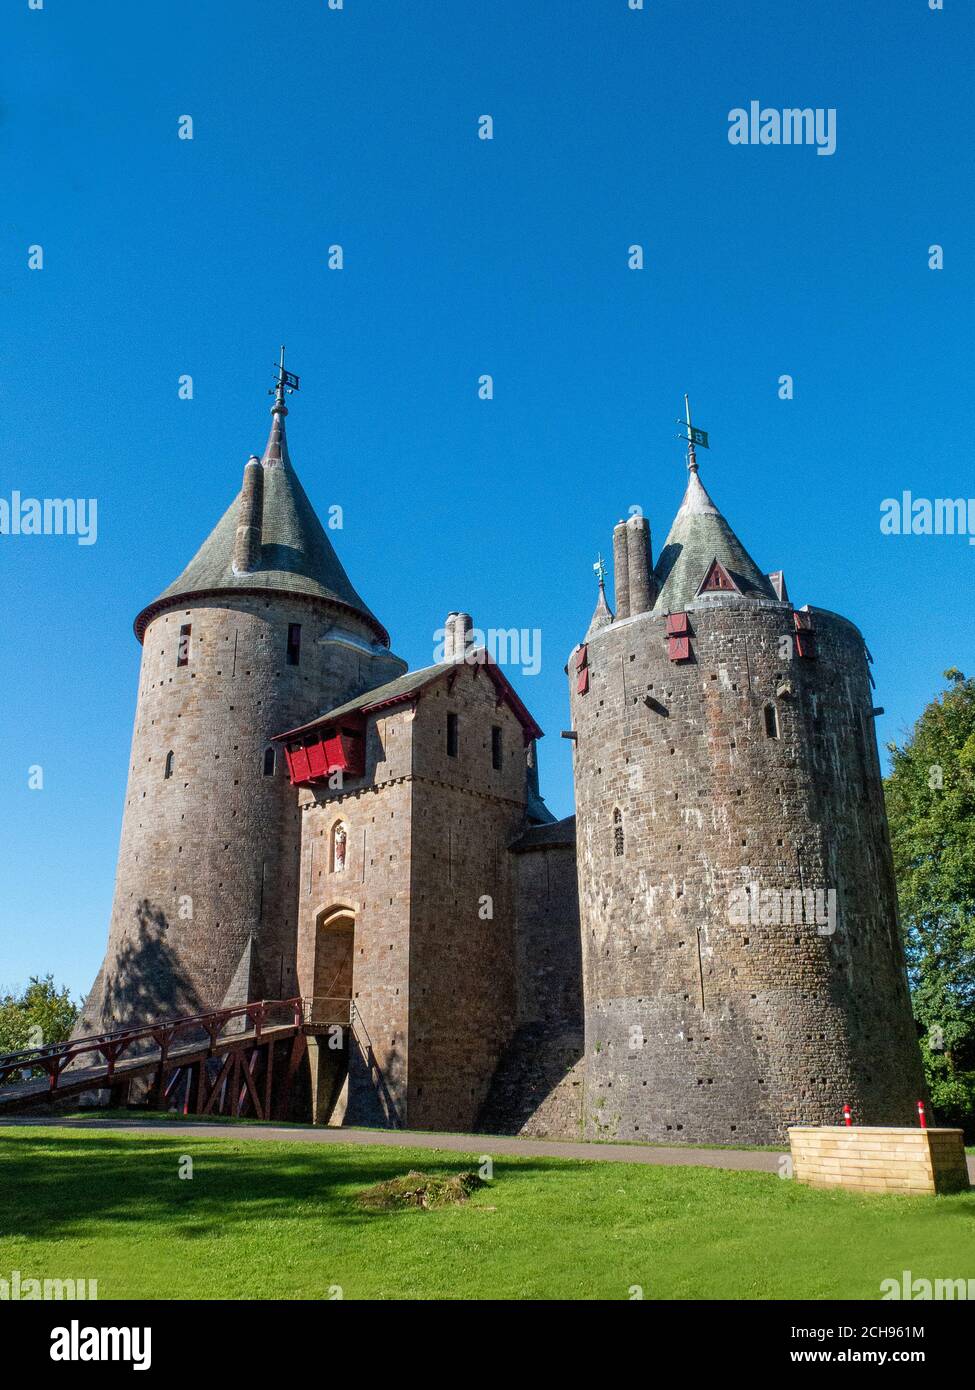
[613,807,624,857]
[164,750,175,780]
[177,624,191,668]
[263,746,276,777]
[446,712,459,758]
[286,623,302,665]
[491,725,502,770]
[764,704,779,739]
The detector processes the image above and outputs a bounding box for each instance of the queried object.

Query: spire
[262,346,298,469]
[586,552,614,637]
[651,466,776,613]
[133,352,391,646]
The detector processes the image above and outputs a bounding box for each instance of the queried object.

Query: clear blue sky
[1,0,972,1000]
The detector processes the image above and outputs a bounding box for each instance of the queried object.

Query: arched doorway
[312,906,355,1024]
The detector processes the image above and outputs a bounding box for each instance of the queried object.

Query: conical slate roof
[585,580,614,638]
[651,468,776,612]
[134,398,389,644]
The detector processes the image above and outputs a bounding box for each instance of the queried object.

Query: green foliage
[0,975,78,1054]
[885,669,975,1133]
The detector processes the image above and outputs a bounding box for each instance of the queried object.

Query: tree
[885,668,975,1134]
[0,975,78,1054]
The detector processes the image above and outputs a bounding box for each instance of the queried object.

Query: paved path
[0,1116,790,1172]
[5,1117,972,1179]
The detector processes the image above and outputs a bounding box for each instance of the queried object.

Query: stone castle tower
[78,371,404,1033]
[568,448,926,1144]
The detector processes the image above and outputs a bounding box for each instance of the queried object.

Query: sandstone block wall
[790,1126,970,1195]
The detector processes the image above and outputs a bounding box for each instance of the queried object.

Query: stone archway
[312,906,355,1024]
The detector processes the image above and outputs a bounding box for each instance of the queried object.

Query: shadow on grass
[0,1132,586,1241]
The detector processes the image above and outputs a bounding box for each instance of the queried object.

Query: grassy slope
[0,1128,972,1300]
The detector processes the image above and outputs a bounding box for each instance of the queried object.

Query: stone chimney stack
[612,521,630,621]
[232,455,264,574]
[443,611,474,662]
[625,513,655,615]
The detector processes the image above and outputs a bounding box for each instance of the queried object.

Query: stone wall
[79,592,403,1034]
[297,660,535,1132]
[477,829,586,1137]
[569,595,926,1145]
[297,705,415,1125]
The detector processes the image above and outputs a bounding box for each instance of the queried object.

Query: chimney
[443,611,474,662]
[612,521,630,621]
[232,456,264,574]
[626,514,655,615]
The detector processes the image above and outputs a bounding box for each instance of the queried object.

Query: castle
[77,367,926,1144]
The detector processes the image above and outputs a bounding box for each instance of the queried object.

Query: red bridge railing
[0,998,305,1097]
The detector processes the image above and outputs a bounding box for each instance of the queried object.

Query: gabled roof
[651,468,776,613]
[134,399,388,644]
[275,652,544,742]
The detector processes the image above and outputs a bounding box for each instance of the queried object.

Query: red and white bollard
[917,1100,927,1130]
[842,1103,852,1127]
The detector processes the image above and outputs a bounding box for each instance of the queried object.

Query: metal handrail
[301,996,353,1025]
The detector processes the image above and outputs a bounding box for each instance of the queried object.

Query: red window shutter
[795,633,816,660]
[666,612,689,636]
[576,644,588,670]
[577,668,590,695]
[668,635,691,662]
[794,611,814,632]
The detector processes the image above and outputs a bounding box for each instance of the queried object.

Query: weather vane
[270,344,300,398]
[675,394,709,472]
[593,553,607,587]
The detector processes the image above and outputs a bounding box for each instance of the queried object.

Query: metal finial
[593,553,607,587]
[269,344,300,410]
[675,394,709,472]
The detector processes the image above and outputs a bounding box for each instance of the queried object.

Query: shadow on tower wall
[78,900,203,1035]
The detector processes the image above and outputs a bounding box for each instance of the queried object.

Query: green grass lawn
[0,1126,972,1300]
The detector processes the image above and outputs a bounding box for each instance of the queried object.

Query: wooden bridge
[0,998,354,1122]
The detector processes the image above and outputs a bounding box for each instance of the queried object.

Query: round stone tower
[569,458,925,1145]
[78,365,405,1032]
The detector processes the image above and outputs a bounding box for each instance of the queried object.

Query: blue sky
[1,0,972,999]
